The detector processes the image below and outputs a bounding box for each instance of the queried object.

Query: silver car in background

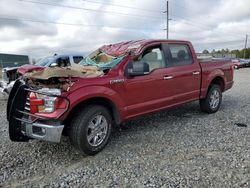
[0,53,85,94]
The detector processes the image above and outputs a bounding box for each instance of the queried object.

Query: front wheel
[69,105,112,155]
[200,84,222,113]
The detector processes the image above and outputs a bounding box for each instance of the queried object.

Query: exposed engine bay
[25,65,103,92]
[23,50,125,92]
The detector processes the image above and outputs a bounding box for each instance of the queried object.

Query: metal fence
[0,61,29,69]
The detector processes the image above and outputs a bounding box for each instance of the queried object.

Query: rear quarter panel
[200,60,234,98]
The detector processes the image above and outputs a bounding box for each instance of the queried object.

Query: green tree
[211,48,250,59]
[239,50,244,58]
[202,49,209,54]
[231,49,240,58]
[243,48,250,59]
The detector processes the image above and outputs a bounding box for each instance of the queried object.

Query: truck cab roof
[100,39,190,57]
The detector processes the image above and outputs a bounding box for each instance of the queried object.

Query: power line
[3,14,244,47]
[167,0,248,37]
[19,0,163,20]
[0,16,161,31]
[196,39,245,45]
[170,1,188,10]
[18,0,248,38]
[170,14,245,38]
[14,0,250,43]
[82,0,163,13]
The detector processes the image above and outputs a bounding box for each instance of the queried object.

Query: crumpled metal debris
[24,64,103,80]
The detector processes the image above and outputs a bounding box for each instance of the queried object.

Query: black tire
[200,84,222,113]
[69,105,112,155]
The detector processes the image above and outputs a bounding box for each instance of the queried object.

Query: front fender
[62,85,126,122]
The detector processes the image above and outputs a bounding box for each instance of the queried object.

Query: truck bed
[199,58,234,98]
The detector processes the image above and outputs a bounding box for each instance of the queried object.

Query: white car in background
[0,53,85,94]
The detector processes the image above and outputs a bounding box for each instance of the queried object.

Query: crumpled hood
[100,40,144,57]
[24,64,103,80]
[17,64,45,75]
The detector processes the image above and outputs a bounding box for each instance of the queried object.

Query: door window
[56,57,70,67]
[73,56,84,64]
[141,47,166,72]
[167,44,193,67]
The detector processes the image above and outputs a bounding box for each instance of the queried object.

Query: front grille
[7,80,30,141]
[24,97,30,112]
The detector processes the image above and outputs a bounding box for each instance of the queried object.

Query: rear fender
[200,69,226,99]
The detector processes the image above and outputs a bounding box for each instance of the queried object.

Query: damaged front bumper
[22,121,64,143]
[7,79,69,143]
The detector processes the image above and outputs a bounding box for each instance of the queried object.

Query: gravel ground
[0,69,250,187]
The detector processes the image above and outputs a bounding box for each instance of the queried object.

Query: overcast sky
[0,0,249,58]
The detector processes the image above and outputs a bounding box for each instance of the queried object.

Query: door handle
[192,71,200,75]
[163,76,173,80]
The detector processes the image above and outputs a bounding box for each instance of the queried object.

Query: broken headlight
[34,88,61,113]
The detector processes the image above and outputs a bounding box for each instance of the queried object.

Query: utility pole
[166,1,169,39]
[163,1,171,39]
[243,34,248,59]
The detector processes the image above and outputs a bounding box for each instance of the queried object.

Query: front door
[120,45,170,118]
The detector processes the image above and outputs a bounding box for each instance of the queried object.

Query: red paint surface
[33,40,234,123]
[17,64,45,75]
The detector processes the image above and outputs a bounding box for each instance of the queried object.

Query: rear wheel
[200,84,222,113]
[69,105,112,155]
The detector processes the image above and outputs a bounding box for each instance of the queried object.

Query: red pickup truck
[7,39,234,155]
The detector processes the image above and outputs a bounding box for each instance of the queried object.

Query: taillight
[230,63,234,80]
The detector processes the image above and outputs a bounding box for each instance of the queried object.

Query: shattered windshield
[35,57,55,67]
[79,49,124,69]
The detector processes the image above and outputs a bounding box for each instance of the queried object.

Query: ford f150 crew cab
[7,39,234,155]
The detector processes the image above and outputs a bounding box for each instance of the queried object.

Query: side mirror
[126,61,149,77]
[50,62,58,67]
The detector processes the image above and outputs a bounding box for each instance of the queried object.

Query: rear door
[161,43,201,104]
